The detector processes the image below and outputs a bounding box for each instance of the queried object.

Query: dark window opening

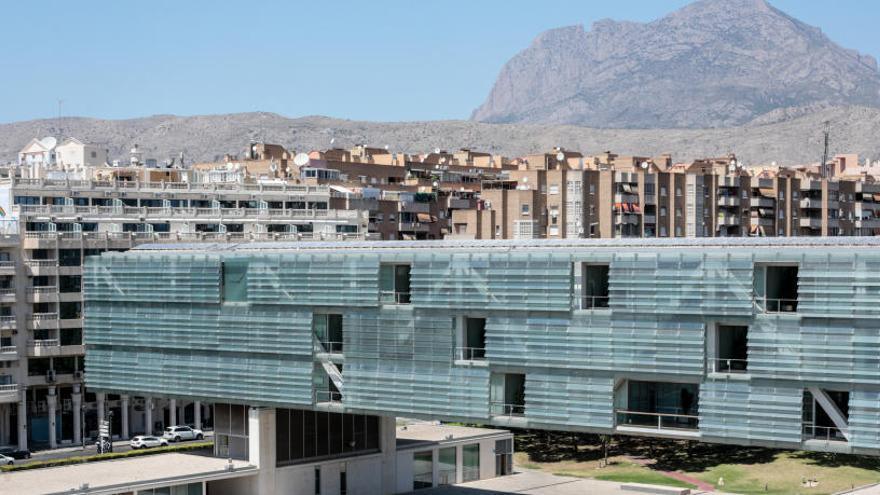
[581,263,610,309]
[221,260,248,303]
[756,264,798,313]
[314,314,343,353]
[380,263,411,304]
[456,317,486,361]
[275,409,381,466]
[490,373,525,416]
[618,381,699,430]
[713,325,748,373]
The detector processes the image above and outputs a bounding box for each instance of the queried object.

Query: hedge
[0,441,213,472]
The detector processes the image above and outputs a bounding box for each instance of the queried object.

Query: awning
[749,224,759,235]
[621,184,633,193]
[757,208,767,217]
[614,202,623,212]
[401,234,416,240]
[416,212,434,223]
[872,194,880,202]
[630,204,641,213]
[759,187,775,198]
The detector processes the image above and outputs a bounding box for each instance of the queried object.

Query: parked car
[0,447,30,460]
[0,453,13,465]
[162,425,204,442]
[130,436,169,449]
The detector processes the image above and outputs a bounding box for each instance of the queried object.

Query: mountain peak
[471,0,880,128]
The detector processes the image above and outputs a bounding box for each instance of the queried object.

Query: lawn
[688,451,880,495]
[513,431,880,494]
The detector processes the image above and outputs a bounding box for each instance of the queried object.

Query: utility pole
[821,120,830,178]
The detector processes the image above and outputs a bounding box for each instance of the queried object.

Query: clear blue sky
[2,0,878,124]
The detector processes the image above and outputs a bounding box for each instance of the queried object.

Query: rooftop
[130,235,880,254]
[395,423,511,450]
[0,452,254,495]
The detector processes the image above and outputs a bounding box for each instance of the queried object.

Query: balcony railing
[803,424,847,443]
[0,261,14,269]
[754,297,798,313]
[316,341,343,354]
[579,295,610,309]
[31,312,59,321]
[616,410,699,431]
[27,259,58,267]
[454,346,486,361]
[11,178,333,195]
[28,286,57,294]
[710,358,748,374]
[0,345,15,354]
[314,389,343,404]
[490,401,525,417]
[380,291,411,305]
[0,384,18,398]
[30,338,59,347]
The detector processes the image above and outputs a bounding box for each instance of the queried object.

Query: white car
[162,425,204,442]
[0,453,13,465]
[129,435,169,449]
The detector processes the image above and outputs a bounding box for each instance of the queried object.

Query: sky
[2,0,879,124]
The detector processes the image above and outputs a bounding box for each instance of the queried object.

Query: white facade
[17,137,57,168]
[55,138,108,169]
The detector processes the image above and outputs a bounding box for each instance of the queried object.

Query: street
[25,431,214,462]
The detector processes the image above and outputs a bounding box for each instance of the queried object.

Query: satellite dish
[556,152,565,161]
[434,147,441,154]
[293,153,310,167]
[640,161,649,170]
[40,137,57,150]
[330,138,336,146]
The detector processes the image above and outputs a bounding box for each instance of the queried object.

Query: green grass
[592,468,696,488]
[690,452,880,495]
[0,441,213,472]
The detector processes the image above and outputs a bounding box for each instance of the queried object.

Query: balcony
[751,197,775,208]
[27,286,58,303]
[0,316,15,329]
[716,213,740,226]
[719,176,739,187]
[0,384,18,404]
[613,213,640,225]
[0,288,15,303]
[708,358,748,374]
[799,198,823,209]
[0,345,17,361]
[855,218,880,229]
[454,346,487,363]
[799,217,823,229]
[27,340,84,358]
[717,196,740,207]
[29,313,58,329]
[616,410,700,434]
[397,222,431,233]
[0,261,15,275]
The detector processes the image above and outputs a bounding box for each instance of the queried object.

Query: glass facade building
[84,238,880,456]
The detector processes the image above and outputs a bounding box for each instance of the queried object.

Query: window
[754,264,798,313]
[660,186,667,197]
[313,314,343,353]
[711,325,748,373]
[660,206,667,217]
[521,204,530,215]
[413,451,433,489]
[675,208,682,218]
[275,409,380,466]
[676,187,682,197]
[589,184,596,195]
[579,264,610,309]
[619,381,699,430]
[462,444,480,482]
[59,249,81,267]
[438,447,456,485]
[59,301,81,320]
[315,466,321,495]
[455,317,486,361]
[379,263,411,304]
[549,184,559,195]
[490,373,525,416]
[222,260,248,303]
[495,438,513,476]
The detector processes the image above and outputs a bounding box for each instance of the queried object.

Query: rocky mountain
[3,106,880,166]
[471,0,880,128]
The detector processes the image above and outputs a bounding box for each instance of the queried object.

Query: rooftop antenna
[57,98,63,140]
[821,120,831,178]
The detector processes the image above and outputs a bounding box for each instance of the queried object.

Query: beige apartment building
[449,151,877,240]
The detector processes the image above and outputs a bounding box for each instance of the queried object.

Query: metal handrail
[802,423,847,442]
[710,358,749,373]
[454,346,486,361]
[0,384,18,393]
[314,389,343,404]
[579,295,610,309]
[380,290,411,305]
[755,297,798,313]
[316,340,344,354]
[489,401,525,417]
[0,345,15,353]
[615,409,699,430]
[31,312,58,321]
[30,338,59,347]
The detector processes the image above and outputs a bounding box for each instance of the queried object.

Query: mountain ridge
[471,0,880,128]
[3,106,880,166]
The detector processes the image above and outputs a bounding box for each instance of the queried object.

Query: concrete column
[96,392,105,428]
[204,403,211,422]
[120,395,130,440]
[248,407,276,495]
[71,385,82,445]
[194,401,202,430]
[0,404,8,446]
[379,415,397,495]
[46,386,57,449]
[144,397,153,435]
[17,389,27,451]
[168,398,177,426]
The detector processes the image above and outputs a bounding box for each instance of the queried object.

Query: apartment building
[450,152,877,240]
[0,169,379,451]
[83,237,880,472]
